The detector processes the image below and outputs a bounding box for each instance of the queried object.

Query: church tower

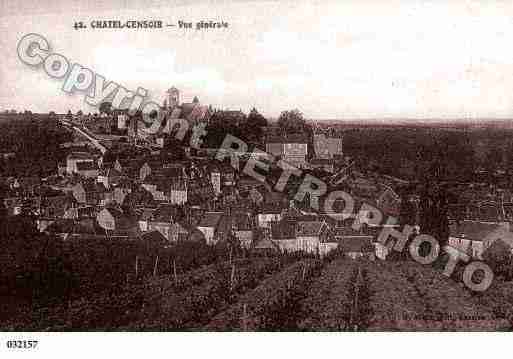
[166,87,180,108]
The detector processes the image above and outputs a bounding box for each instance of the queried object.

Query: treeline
[0,114,72,178]
[343,127,513,182]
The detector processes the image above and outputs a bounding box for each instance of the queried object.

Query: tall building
[266,134,308,166]
[166,87,180,108]
[127,115,138,143]
[314,133,343,159]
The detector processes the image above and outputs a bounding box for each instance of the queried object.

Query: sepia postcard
[1,0,513,356]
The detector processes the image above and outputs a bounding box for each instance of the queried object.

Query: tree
[483,239,512,278]
[149,109,158,119]
[241,108,268,144]
[121,187,155,213]
[99,101,112,115]
[76,110,83,117]
[247,107,267,127]
[277,109,306,133]
[399,196,416,227]
[419,182,449,247]
[65,110,72,120]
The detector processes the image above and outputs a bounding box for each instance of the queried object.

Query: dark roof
[281,206,302,219]
[268,134,309,144]
[152,204,182,222]
[83,181,107,193]
[271,219,296,240]
[449,220,504,242]
[284,134,309,144]
[198,212,223,228]
[310,158,335,165]
[141,230,167,245]
[138,208,156,221]
[339,237,374,253]
[187,105,210,122]
[266,136,285,144]
[296,221,325,236]
[232,212,252,231]
[180,103,197,118]
[260,204,283,214]
[252,238,278,251]
[68,152,94,160]
[76,162,97,171]
[46,218,104,235]
[334,226,373,237]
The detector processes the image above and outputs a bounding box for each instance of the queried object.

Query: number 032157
[6,340,38,349]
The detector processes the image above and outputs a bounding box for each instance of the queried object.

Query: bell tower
[166,87,180,108]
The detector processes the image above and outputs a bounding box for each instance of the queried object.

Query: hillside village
[3,87,513,261]
[3,87,513,330]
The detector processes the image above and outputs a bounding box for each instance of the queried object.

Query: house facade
[448,220,513,259]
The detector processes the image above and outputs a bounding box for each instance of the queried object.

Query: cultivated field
[3,256,512,331]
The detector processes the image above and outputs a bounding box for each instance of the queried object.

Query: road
[59,119,108,154]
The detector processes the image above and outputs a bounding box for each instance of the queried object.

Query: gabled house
[209,166,221,195]
[76,161,99,178]
[41,193,77,218]
[141,230,168,247]
[45,217,106,240]
[448,220,513,259]
[257,204,283,229]
[309,158,336,173]
[137,207,156,232]
[113,187,131,205]
[197,211,224,245]
[3,196,22,216]
[63,205,97,220]
[231,211,254,249]
[338,237,375,260]
[296,220,334,254]
[96,207,139,238]
[19,177,41,196]
[270,217,338,256]
[376,184,401,217]
[271,219,298,252]
[283,135,309,167]
[72,181,108,205]
[313,133,343,160]
[188,176,215,206]
[167,177,188,205]
[97,167,123,189]
[40,193,76,218]
[146,204,185,241]
[66,152,95,175]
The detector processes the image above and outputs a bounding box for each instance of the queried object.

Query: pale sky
[2,0,513,120]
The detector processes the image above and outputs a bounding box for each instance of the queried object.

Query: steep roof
[67,152,94,160]
[339,237,374,253]
[198,211,223,228]
[449,220,506,242]
[271,219,296,240]
[296,221,325,237]
[81,181,107,193]
[187,105,210,123]
[152,204,182,222]
[283,134,309,144]
[76,162,97,171]
[232,212,252,231]
[141,230,167,245]
[252,238,278,251]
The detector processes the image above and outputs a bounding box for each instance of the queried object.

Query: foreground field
[2,256,512,331]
